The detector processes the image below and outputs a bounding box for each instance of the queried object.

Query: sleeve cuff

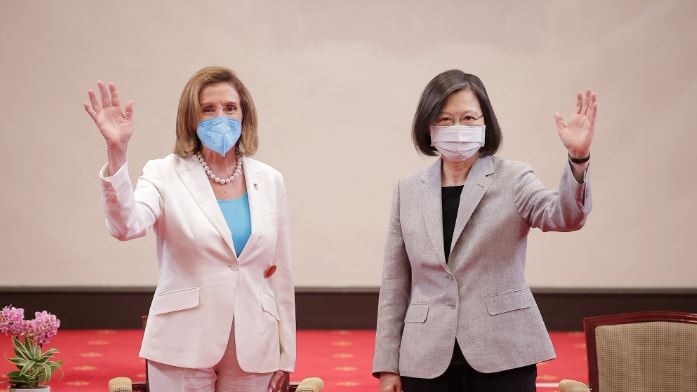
[99,162,132,195]
[99,161,128,180]
[567,160,589,184]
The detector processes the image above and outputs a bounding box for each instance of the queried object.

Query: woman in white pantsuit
[84,66,295,392]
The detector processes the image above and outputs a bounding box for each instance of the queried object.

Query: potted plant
[1,306,62,391]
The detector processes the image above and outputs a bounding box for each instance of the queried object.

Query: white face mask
[430,124,486,162]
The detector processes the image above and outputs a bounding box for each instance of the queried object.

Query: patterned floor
[0,330,587,391]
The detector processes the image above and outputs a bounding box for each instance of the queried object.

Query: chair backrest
[584,311,697,392]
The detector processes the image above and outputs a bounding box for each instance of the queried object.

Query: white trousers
[147,322,273,392]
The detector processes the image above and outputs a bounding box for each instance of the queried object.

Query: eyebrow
[437,110,481,116]
[199,100,239,107]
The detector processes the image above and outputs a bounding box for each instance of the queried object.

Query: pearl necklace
[196,152,243,185]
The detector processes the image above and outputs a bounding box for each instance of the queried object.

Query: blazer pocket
[260,291,280,321]
[404,303,429,323]
[151,287,200,315]
[485,289,534,316]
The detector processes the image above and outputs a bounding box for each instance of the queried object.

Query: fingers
[87,89,100,113]
[83,101,98,123]
[582,89,592,115]
[109,83,121,108]
[97,81,112,108]
[575,91,582,114]
[85,81,130,120]
[589,91,598,126]
[267,371,285,392]
[384,382,401,392]
[554,112,566,131]
[267,380,281,392]
[124,100,134,121]
[581,89,598,133]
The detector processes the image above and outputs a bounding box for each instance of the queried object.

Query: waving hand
[554,89,597,160]
[83,81,133,174]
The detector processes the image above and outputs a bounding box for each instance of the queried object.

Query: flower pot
[9,387,50,391]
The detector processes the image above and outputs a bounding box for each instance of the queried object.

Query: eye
[226,104,237,112]
[202,106,214,113]
[436,116,451,124]
[463,115,478,121]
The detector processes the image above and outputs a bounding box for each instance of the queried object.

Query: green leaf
[13,345,27,360]
[9,375,29,385]
[12,337,30,358]
[8,357,28,367]
[30,342,41,358]
[22,338,37,359]
[49,361,64,381]
[47,360,62,369]
[41,363,52,382]
[7,370,22,378]
[7,368,32,386]
[20,359,36,376]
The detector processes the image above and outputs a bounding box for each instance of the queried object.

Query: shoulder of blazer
[242,156,285,184]
[491,155,534,178]
[396,159,440,190]
[135,154,180,181]
[154,153,194,173]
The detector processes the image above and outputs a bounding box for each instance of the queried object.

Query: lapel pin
[254,183,259,190]
[264,264,277,278]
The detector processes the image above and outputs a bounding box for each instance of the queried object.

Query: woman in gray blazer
[372,70,596,392]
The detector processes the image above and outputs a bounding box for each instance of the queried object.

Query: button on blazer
[372,155,591,378]
[99,154,295,372]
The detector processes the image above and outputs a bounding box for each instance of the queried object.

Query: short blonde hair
[174,66,258,158]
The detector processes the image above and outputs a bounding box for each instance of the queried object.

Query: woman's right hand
[83,81,134,174]
[379,372,401,392]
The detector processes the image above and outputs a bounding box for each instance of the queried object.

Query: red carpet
[1,330,587,391]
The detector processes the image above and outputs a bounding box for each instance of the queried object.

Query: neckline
[217,193,248,203]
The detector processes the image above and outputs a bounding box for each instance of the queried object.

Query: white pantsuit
[99,154,296,376]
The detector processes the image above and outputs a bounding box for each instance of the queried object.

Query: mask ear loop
[235,118,245,157]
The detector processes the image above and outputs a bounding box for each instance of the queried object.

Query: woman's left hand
[268,370,289,392]
[554,89,598,159]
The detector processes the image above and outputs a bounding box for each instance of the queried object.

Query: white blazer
[99,154,296,372]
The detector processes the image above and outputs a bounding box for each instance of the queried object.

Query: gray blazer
[372,155,591,378]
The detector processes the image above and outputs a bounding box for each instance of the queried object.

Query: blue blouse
[217,193,251,256]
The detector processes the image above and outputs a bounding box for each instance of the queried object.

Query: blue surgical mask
[196,116,242,157]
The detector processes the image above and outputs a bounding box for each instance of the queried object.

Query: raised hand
[83,81,134,149]
[84,81,134,174]
[554,89,597,159]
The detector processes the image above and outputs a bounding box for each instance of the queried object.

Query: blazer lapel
[237,157,267,261]
[449,155,495,254]
[420,159,447,267]
[175,156,238,260]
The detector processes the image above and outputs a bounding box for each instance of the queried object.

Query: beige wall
[1,0,695,288]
